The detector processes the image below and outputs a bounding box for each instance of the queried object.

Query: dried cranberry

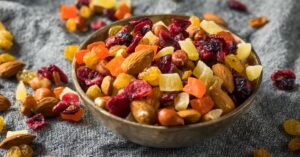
[168,18,191,37]
[105,25,133,48]
[130,18,152,35]
[76,0,90,8]
[26,114,45,130]
[271,70,296,91]
[129,18,151,26]
[38,64,68,84]
[127,33,143,54]
[159,29,179,49]
[154,55,176,73]
[106,95,130,118]
[160,92,179,104]
[90,20,107,30]
[62,93,80,106]
[124,80,152,100]
[228,0,247,11]
[53,101,69,114]
[232,71,252,104]
[76,66,103,87]
[102,9,116,20]
[62,104,80,114]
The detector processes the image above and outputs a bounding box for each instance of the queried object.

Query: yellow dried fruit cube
[193,60,213,86]
[178,38,199,61]
[154,46,174,59]
[142,31,159,45]
[246,65,262,81]
[200,20,224,34]
[64,45,79,61]
[109,45,127,57]
[83,51,99,68]
[189,16,201,26]
[159,73,183,91]
[94,0,116,9]
[225,54,244,74]
[86,85,103,100]
[79,5,92,19]
[113,73,135,89]
[16,81,27,103]
[65,18,77,32]
[138,66,161,86]
[0,53,16,64]
[236,43,252,60]
[174,92,189,111]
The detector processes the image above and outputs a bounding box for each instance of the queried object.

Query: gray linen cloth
[0,0,299,156]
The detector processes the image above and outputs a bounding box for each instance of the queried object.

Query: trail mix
[74,16,263,126]
[60,0,131,32]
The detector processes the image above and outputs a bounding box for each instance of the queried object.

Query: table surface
[0,0,299,156]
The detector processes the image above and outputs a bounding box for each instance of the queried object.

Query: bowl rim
[72,14,263,130]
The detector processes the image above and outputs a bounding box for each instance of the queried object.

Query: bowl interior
[72,14,262,130]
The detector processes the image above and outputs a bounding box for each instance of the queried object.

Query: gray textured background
[0,0,299,156]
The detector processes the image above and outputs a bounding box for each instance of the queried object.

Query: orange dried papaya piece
[60,107,84,122]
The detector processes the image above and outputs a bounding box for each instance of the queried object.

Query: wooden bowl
[72,14,262,148]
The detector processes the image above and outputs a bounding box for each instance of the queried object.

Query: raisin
[76,66,104,87]
[37,64,68,84]
[253,148,272,157]
[154,55,176,73]
[228,0,247,11]
[130,18,152,35]
[106,95,130,118]
[232,71,252,104]
[271,69,296,91]
[102,8,116,21]
[124,80,152,100]
[26,113,45,130]
[160,92,179,104]
[283,119,300,136]
[127,33,143,54]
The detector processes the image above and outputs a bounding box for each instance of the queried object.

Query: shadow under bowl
[72,14,262,148]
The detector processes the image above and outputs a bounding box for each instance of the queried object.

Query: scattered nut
[177,109,201,124]
[34,88,55,101]
[248,16,268,28]
[29,76,52,90]
[34,97,59,117]
[131,100,156,125]
[212,63,234,93]
[0,95,11,112]
[101,76,114,95]
[172,50,188,67]
[158,108,184,126]
[52,71,62,86]
[203,12,226,26]
[0,132,36,149]
[0,60,25,78]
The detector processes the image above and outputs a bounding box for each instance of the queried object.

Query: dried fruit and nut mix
[75,16,263,126]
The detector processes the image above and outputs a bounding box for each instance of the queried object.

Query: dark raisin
[102,8,116,21]
[228,0,247,11]
[106,95,130,118]
[76,66,103,87]
[154,55,176,73]
[232,71,252,104]
[160,92,179,104]
[271,70,296,90]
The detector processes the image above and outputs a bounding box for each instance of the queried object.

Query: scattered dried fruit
[253,148,272,157]
[26,113,45,130]
[16,81,27,103]
[271,69,296,91]
[283,119,300,136]
[288,138,300,152]
[227,0,247,11]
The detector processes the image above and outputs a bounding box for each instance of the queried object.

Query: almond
[34,97,59,117]
[212,63,234,93]
[248,16,268,28]
[203,12,226,26]
[101,76,114,95]
[121,49,154,75]
[0,60,25,78]
[0,133,36,149]
[177,109,201,124]
[131,100,156,125]
[0,95,11,112]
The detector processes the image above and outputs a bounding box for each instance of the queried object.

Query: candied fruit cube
[200,20,224,34]
[83,51,99,68]
[225,54,244,73]
[0,53,15,64]
[65,18,77,32]
[189,16,201,26]
[236,43,252,60]
[94,0,116,9]
[154,46,174,59]
[16,81,27,103]
[174,92,190,111]
[246,65,262,81]
[0,116,4,133]
[142,31,159,45]
[79,5,92,19]
[16,70,36,84]
[113,73,135,89]
[138,66,161,86]
[75,50,88,64]
[183,77,206,98]
[60,5,78,20]
[86,84,103,100]
[159,73,183,92]
[193,60,213,86]
[64,45,79,61]
[190,96,214,115]
[178,38,199,61]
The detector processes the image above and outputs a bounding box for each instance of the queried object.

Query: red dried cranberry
[53,101,69,114]
[168,18,191,37]
[26,114,45,130]
[129,18,151,26]
[76,0,90,8]
[62,93,80,106]
[154,55,176,73]
[228,0,247,11]
[106,95,130,118]
[102,9,116,21]
[158,29,180,50]
[127,33,143,54]
[38,64,68,84]
[76,66,103,87]
[232,71,252,104]
[160,92,179,104]
[105,25,133,48]
[130,18,153,35]
[124,80,152,100]
[90,20,107,30]
[62,105,80,114]
[271,70,296,90]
